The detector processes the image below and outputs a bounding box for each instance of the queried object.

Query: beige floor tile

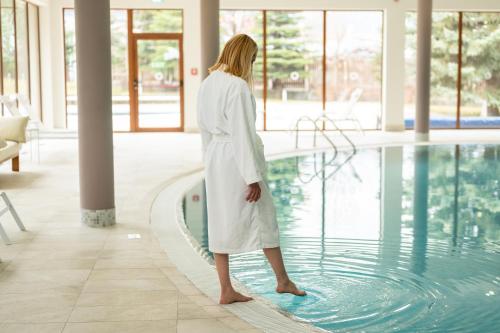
[175,282,203,296]
[5,259,96,270]
[0,323,65,333]
[0,269,90,283]
[177,319,237,333]
[177,301,213,319]
[99,249,164,259]
[218,316,257,330]
[188,294,217,306]
[62,320,176,333]
[23,243,104,252]
[88,268,165,280]
[17,249,101,260]
[0,292,78,323]
[0,269,90,293]
[93,258,156,269]
[202,305,234,318]
[68,303,177,322]
[82,278,177,293]
[160,267,191,283]
[77,290,178,306]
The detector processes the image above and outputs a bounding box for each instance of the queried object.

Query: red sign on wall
[191,68,198,76]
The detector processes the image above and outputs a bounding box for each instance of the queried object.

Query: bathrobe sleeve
[227,81,263,185]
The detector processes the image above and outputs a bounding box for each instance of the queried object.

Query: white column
[382,6,406,132]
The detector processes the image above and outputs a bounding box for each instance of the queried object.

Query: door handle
[133,79,139,90]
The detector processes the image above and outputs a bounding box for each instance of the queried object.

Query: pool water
[183,144,500,333]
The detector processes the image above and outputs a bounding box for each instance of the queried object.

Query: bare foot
[276,279,307,296]
[219,289,254,304]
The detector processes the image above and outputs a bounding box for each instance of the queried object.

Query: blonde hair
[208,34,257,86]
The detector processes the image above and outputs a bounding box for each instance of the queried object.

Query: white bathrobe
[197,69,280,254]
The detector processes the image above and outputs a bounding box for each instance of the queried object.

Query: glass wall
[15,0,28,99]
[0,0,41,118]
[64,9,183,131]
[1,0,16,98]
[219,10,384,131]
[405,11,500,129]
[27,2,41,121]
[110,10,129,131]
[65,9,131,131]
[405,12,459,129]
[220,10,264,130]
[133,9,182,33]
[326,11,383,130]
[63,9,76,128]
[266,11,323,130]
[460,13,500,128]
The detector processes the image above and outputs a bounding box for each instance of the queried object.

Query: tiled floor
[0,130,499,332]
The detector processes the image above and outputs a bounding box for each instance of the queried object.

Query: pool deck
[0,129,499,333]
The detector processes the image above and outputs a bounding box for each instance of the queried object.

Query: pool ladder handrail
[295,150,361,184]
[294,113,357,153]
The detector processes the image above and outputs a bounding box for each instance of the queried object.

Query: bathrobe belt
[212,134,232,142]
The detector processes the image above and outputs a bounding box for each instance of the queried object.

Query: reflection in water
[412,146,429,276]
[183,145,500,333]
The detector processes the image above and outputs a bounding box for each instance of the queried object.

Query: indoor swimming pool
[182,144,500,333]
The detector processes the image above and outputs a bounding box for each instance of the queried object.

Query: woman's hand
[246,182,261,202]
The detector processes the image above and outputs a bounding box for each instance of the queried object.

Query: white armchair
[0,94,41,162]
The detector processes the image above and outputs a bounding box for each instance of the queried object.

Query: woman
[197,34,306,304]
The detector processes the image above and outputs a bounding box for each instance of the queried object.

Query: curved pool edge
[149,138,500,333]
[150,167,325,333]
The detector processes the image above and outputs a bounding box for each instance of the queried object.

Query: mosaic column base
[81,208,116,227]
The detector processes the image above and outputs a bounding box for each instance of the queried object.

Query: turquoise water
[183,144,500,333]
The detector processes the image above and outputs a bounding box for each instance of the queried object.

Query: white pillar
[382,6,406,132]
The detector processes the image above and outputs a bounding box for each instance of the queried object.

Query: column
[415,0,433,141]
[75,0,115,227]
[200,0,220,79]
[382,6,406,131]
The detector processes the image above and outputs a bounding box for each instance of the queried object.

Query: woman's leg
[263,247,306,296]
[214,253,253,304]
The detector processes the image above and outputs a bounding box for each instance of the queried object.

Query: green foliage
[407,12,500,110]
[265,12,311,81]
[461,13,500,109]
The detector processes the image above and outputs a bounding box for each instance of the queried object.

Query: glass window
[63,9,77,129]
[15,0,29,101]
[28,3,41,121]
[460,12,500,128]
[64,9,130,131]
[110,10,129,131]
[1,0,16,102]
[220,10,264,130]
[266,11,323,130]
[405,12,460,129]
[132,9,182,33]
[326,11,383,130]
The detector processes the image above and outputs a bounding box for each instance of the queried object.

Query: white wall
[39,0,500,132]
